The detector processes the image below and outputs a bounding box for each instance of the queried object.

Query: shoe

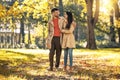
[55,67,60,71]
[47,67,53,71]
[63,66,67,71]
[69,66,72,72]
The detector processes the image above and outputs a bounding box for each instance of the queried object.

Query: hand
[61,30,65,33]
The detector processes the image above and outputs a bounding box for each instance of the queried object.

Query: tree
[19,15,25,44]
[59,0,64,16]
[48,0,58,8]
[54,0,57,7]
[109,9,116,43]
[18,0,49,46]
[64,1,86,43]
[85,0,99,49]
[113,0,120,44]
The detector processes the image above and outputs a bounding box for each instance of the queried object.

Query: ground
[0,48,120,80]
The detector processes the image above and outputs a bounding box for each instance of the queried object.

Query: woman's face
[64,12,68,19]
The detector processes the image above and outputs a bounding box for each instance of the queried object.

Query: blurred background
[0,0,120,49]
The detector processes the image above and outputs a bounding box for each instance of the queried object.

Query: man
[46,8,64,71]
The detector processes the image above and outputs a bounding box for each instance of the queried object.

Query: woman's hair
[65,11,73,29]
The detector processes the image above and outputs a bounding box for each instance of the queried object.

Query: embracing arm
[62,25,74,33]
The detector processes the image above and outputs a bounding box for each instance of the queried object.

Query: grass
[0,48,120,80]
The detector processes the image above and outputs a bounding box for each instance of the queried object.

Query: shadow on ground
[0,49,120,80]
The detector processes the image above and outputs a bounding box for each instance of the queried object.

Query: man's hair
[51,8,59,13]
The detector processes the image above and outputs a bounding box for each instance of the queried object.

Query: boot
[69,66,72,72]
[63,66,67,71]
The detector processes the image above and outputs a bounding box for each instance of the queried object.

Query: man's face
[52,10,60,17]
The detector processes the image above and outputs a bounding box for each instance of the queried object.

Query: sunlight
[100,7,108,14]
[100,0,112,14]
[102,0,109,5]
[119,0,120,8]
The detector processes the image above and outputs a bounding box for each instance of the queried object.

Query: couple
[46,8,76,71]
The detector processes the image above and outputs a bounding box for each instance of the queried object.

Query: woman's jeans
[64,48,73,67]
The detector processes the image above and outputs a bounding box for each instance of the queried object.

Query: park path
[0,49,120,80]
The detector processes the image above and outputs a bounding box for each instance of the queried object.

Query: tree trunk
[59,0,64,16]
[110,26,116,42]
[74,22,81,42]
[118,28,120,44]
[4,23,7,48]
[43,25,45,49]
[19,16,25,44]
[28,23,31,45]
[113,0,120,44]
[11,32,14,48]
[85,0,99,49]
[114,0,120,20]
[110,14,116,42]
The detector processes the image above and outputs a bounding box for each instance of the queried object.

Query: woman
[62,11,76,72]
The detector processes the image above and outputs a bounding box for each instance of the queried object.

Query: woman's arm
[62,24,74,33]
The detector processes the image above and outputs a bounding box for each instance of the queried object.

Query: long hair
[65,11,73,29]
